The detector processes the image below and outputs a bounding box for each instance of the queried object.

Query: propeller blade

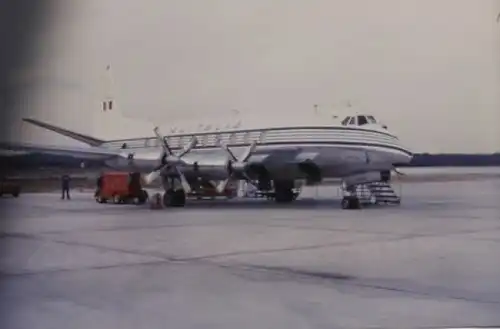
[241,172,256,185]
[178,136,198,158]
[153,126,172,155]
[240,141,257,162]
[220,143,238,161]
[144,170,161,185]
[174,166,192,194]
[216,179,229,194]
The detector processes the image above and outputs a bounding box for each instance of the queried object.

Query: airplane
[0,108,413,210]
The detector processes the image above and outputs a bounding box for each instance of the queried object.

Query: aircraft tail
[94,64,155,138]
[22,118,106,146]
[23,65,153,143]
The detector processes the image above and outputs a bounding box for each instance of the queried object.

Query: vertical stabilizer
[101,64,118,115]
[93,64,154,139]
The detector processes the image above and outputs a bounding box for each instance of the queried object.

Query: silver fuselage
[101,124,413,182]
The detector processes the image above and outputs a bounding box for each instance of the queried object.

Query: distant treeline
[0,154,105,171]
[1,152,500,172]
[400,153,500,167]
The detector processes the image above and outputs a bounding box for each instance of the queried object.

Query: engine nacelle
[297,160,322,184]
[228,161,247,175]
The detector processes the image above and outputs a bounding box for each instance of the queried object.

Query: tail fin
[101,64,115,113]
[22,65,134,144]
[96,64,159,138]
[22,118,105,146]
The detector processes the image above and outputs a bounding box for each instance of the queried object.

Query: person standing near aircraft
[61,174,71,200]
[95,173,103,198]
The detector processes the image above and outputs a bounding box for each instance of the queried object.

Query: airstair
[341,181,401,207]
[360,182,401,205]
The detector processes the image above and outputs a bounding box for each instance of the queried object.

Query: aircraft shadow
[181,198,341,210]
[175,197,397,211]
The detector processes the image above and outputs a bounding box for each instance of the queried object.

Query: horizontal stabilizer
[22,118,105,146]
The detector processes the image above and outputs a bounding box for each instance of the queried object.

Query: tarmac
[1,179,500,329]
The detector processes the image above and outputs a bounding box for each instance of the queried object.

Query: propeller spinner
[143,127,197,194]
[216,141,258,194]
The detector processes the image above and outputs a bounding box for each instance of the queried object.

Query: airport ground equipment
[0,178,21,197]
[94,172,148,204]
[149,192,163,209]
[339,171,402,209]
[188,179,238,200]
[249,181,302,201]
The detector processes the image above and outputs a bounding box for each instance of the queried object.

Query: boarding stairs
[349,182,401,206]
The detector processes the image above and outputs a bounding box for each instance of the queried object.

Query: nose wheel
[341,196,361,210]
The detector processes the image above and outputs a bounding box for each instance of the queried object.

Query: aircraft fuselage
[100,125,413,183]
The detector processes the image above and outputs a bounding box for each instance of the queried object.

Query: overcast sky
[5,0,500,153]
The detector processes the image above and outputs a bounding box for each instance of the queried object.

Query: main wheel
[172,189,186,207]
[136,190,148,204]
[163,189,186,207]
[112,194,121,204]
[275,187,294,203]
[274,180,295,203]
[163,189,174,207]
[341,197,350,209]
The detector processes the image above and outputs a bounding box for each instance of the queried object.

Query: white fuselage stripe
[100,126,411,156]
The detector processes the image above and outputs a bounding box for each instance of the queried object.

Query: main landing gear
[157,175,188,208]
[162,188,186,207]
[274,180,297,203]
[252,179,299,203]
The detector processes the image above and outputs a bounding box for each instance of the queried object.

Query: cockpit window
[357,115,368,125]
[341,116,351,125]
[348,117,356,125]
[367,115,377,123]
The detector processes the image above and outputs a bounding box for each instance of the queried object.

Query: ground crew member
[95,174,103,198]
[61,174,71,200]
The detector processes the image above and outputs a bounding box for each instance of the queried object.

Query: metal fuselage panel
[101,126,413,181]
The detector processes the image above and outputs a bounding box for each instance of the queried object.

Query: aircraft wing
[22,118,105,146]
[0,141,123,160]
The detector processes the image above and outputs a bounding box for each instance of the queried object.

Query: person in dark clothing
[61,174,71,200]
[95,174,103,198]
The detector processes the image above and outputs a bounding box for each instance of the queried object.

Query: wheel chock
[150,192,163,209]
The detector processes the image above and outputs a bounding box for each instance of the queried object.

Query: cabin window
[367,115,377,124]
[341,117,350,126]
[214,133,221,146]
[144,139,149,147]
[357,115,368,125]
[166,137,173,147]
[228,133,235,144]
[243,132,250,143]
[205,134,212,146]
[259,131,266,143]
[348,117,356,125]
